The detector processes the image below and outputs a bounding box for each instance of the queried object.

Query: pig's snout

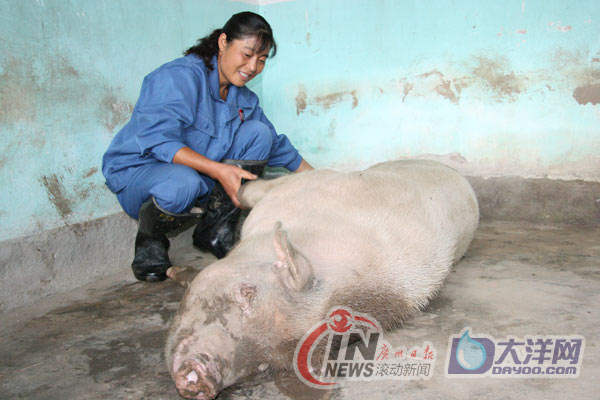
[174,357,223,400]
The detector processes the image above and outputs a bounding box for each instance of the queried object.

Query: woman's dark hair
[185,11,277,70]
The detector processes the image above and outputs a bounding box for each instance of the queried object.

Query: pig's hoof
[174,359,219,400]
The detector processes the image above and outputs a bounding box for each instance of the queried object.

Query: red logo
[293,307,381,388]
[293,307,436,388]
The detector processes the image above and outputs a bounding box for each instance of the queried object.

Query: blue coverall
[102,54,302,219]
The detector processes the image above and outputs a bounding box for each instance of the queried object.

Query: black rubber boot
[192,159,267,259]
[132,197,203,282]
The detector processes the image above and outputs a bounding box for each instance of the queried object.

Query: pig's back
[241,159,478,294]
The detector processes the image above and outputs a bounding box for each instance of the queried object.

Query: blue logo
[446,327,495,376]
[446,327,585,378]
[456,330,487,370]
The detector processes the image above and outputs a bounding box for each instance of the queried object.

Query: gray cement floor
[0,222,598,400]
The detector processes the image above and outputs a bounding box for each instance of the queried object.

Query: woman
[102,12,313,282]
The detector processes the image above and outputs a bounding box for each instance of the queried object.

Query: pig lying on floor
[165,159,479,399]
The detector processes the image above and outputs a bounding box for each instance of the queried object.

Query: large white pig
[165,159,479,399]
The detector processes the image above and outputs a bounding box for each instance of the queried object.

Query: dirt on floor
[0,222,598,400]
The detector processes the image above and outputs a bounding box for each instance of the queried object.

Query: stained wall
[2,0,598,242]
[0,0,255,242]
[258,0,600,181]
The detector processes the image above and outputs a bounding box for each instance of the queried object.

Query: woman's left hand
[295,159,314,173]
[213,163,258,208]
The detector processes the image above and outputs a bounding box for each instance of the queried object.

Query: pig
[165,159,479,399]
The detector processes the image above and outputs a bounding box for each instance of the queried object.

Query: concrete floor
[0,221,598,400]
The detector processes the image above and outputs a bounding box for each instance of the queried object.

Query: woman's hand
[172,147,257,208]
[295,159,314,173]
[212,163,258,208]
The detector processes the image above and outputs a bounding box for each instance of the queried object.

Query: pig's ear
[272,221,314,292]
[234,283,257,316]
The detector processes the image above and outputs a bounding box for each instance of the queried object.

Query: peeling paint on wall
[419,70,460,104]
[74,181,99,201]
[290,48,599,114]
[573,83,600,105]
[471,56,524,102]
[401,79,413,102]
[100,93,133,133]
[295,87,358,114]
[40,174,73,218]
[83,167,98,178]
[314,90,358,110]
[0,57,37,125]
[295,84,307,115]
[0,50,133,133]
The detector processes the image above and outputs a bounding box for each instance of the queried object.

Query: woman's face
[217,34,270,88]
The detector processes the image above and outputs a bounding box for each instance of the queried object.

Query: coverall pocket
[183,117,218,158]
[191,116,217,138]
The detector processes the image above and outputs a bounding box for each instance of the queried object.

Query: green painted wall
[0,0,255,241]
[259,0,600,178]
[1,0,599,242]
